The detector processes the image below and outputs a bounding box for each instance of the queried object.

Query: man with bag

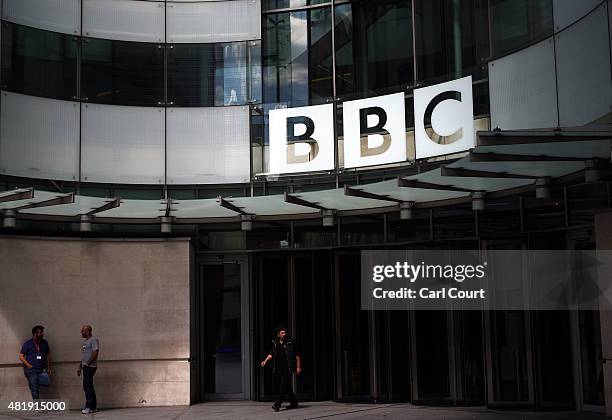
[19,325,51,399]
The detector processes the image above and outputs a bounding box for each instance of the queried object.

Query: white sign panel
[414,75,474,159]
[269,104,335,174]
[343,92,406,169]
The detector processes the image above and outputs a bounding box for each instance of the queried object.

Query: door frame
[198,254,252,401]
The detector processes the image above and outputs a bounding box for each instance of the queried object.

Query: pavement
[0,401,607,420]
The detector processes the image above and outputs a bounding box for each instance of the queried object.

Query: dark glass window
[414,0,489,83]
[81,38,163,106]
[168,42,248,107]
[263,8,333,107]
[263,0,329,11]
[335,0,413,100]
[490,0,553,57]
[1,22,77,100]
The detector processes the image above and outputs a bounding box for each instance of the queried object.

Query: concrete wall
[0,236,191,408]
[595,212,612,417]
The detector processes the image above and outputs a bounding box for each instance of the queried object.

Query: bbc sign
[269,76,475,175]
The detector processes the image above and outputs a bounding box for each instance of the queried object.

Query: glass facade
[262,0,331,11]
[168,42,249,107]
[335,0,413,99]
[81,38,164,106]
[0,23,261,108]
[1,21,78,100]
[263,8,333,107]
[414,0,489,83]
[490,0,554,56]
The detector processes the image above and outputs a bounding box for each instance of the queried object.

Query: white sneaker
[81,408,91,414]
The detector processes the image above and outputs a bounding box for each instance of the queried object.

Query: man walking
[19,325,51,400]
[77,325,99,414]
[260,325,301,412]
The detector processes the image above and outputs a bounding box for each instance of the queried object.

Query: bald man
[77,325,99,414]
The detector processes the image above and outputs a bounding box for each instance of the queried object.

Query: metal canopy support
[398,176,477,192]
[217,196,249,215]
[5,193,75,212]
[0,188,34,203]
[86,198,121,217]
[284,192,328,211]
[343,185,401,203]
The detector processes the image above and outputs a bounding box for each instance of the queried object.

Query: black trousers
[274,369,298,408]
[82,366,97,410]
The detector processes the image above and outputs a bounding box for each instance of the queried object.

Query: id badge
[36,355,42,360]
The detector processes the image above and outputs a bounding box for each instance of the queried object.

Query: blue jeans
[83,366,97,410]
[24,368,43,399]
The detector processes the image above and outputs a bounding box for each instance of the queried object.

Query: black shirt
[269,338,299,373]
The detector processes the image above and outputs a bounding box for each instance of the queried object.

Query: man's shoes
[272,404,280,412]
[81,408,91,414]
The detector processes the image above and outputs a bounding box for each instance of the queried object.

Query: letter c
[424,91,463,143]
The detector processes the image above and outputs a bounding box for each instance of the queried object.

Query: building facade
[0,0,611,415]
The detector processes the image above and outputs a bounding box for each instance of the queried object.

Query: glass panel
[1,22,77,100]
[168,42,248,107]
[294,255,315,399]
[258,256,289,399]
[414,0,489,83]
[414,310,451,399]
[534,311,574,408]
[335,0,414,100]
[460,311,486,404]
[202,264,243,395]
[490,311,530,401]
[263,8,333,107]
[263,0,329,11]
[248,41,263,103]
[579,310,604,405]
[167,0,261,44]
[490,0,553,57]
[81,38,163,106]
[388,311,411,401]
[337,253,371,398]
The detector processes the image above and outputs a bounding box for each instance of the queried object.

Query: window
[1,22,78,100]
[168,42,248,107]
[490,0,553,56]
[335,0,414,100]
[81,38,164,106]
[414,0,489,83]
[263,8,333,107]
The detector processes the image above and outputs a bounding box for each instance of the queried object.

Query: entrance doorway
[196,256,251,400]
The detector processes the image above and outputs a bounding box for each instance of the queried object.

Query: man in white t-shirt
[77,325,99,414]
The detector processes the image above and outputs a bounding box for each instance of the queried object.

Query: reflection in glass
[490,0,553,56]
[263,8,333,106]
[1,22,77,100]
[81,38,163,106]
[335,0,414,99]
[248,41,263,104]
[263,0,329,11]
[414,0,489,83]
[168,42,249,107]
